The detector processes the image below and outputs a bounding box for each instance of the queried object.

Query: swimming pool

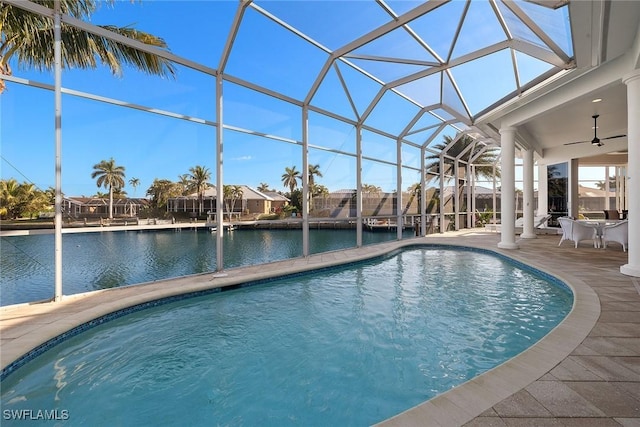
[0,247,572,426]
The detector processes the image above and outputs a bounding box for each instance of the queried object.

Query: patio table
[577,219,624,248]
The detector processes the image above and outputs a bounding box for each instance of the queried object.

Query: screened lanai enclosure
[4,0,637,303]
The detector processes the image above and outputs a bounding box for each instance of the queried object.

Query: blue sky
[1,0,587,196]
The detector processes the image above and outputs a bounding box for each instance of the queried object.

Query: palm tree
[44,186,57,205]
[307,164,323,209]
[547,164,567,216]
[406,182,421,214]
[223,185,244,220]
[91,158,125,219]
[112,187,128,198]
[129,177,140,197]
[0,179,51,219]
[547,164,567,198]
[281,166,301,194]
[177,174,192,196]
[407,182,421,194]
[187,165,211,214]
[312,184,329,197]
[310,184,329,210]
[257,182,271,193]
[0,178,21,218]
[1,0,176,94]
[595,176,616,191]
[27,186,50,218]
[0,178,19,212]
[425,135,500,217]
[308,164,323,188]
[14,182,41,219]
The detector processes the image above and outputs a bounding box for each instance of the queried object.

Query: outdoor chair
[602,220,628,252]
[558,217,599,248]
[534,214,552,229]
[604,209,621,220]
[514,214,550,229]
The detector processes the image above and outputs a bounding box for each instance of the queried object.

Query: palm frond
[92,158,126,190]
[424,135,501,181]
[1,3,175,80]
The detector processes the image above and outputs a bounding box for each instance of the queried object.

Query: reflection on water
[1,228,413,306]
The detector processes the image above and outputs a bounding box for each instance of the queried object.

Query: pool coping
[0,233,600,425]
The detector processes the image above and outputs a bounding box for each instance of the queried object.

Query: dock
[0,221,234,237]
[362,218,406,232]
[1,218,417,237]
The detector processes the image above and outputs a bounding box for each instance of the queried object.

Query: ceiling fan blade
[564,140,588,146]
[601,134,627,141]
[564,116,626,147]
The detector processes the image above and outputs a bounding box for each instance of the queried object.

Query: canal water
[1,228,414,306]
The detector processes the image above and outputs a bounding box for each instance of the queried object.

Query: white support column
[521,149,536,239]
[215,75,224,271]
[396,138,403,240]
[498,127,519,249]
[356,125,363,247]
[420,147,427,236]
[454,160,460,230]
[492,162,498,226]
[53,0,63,301]
[439,155,445,233]
[621,70,640,277]
[302,107,309,257]
[467,164,473,228]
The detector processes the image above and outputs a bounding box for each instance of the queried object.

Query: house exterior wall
[313,192,419,218]
[245,199,270,215]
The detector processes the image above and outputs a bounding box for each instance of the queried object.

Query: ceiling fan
[564,114,627,147]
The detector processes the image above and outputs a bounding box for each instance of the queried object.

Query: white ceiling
[522,82,627,150]
[477,0,640,164]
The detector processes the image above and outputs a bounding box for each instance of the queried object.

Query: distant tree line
[0,179,54,219]
[1,136,500,220]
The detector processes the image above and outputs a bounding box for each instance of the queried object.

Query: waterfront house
[63,197,150,218]
[166,185,288,217]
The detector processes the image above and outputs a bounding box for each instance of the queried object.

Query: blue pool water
[0,228,412,306]
[0,247,572,426]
